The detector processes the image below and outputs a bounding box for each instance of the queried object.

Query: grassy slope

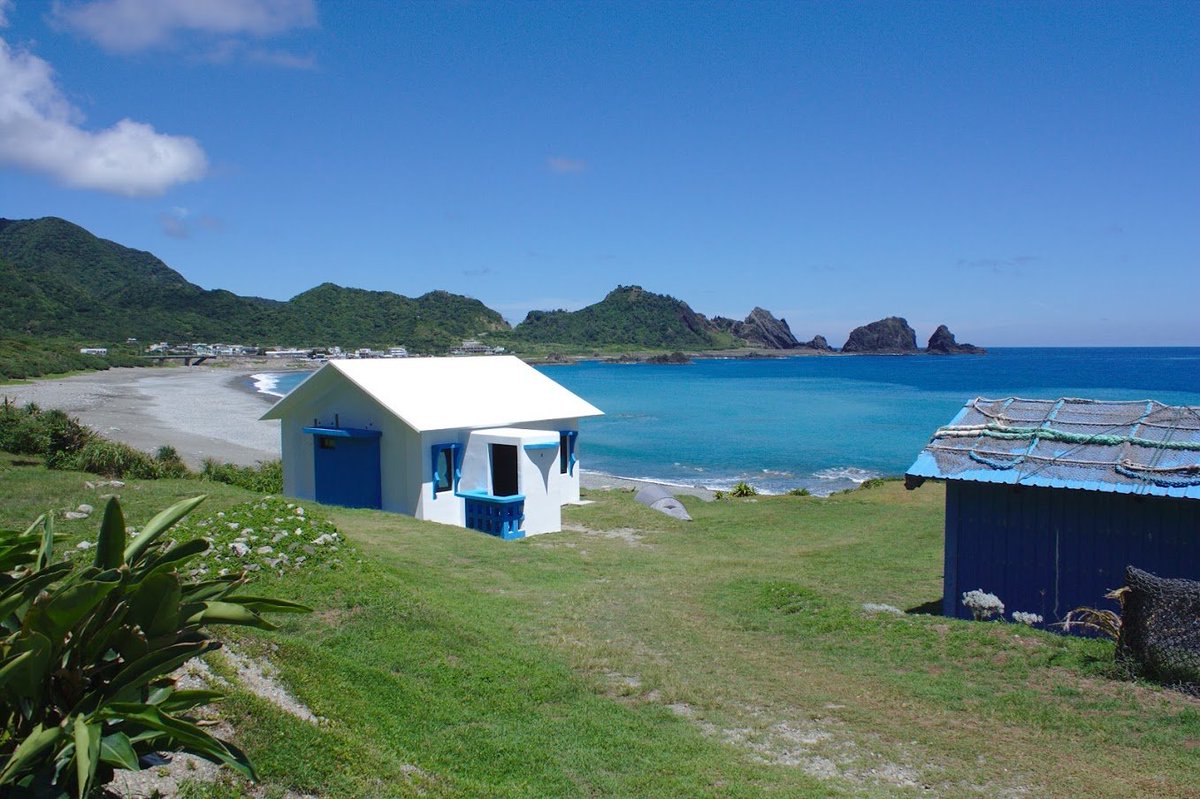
[2,455,1196,798]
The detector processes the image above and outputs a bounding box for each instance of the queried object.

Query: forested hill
[508,285,739,350]
[0,217,507,351]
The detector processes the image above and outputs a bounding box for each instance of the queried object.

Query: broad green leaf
[4,631,52,698]
[0,563,74,622]
[73,716,101,799]
[25,579,119,640]
[185,601,278,631]
[105,637,218,699]
[36,513,54,571]
[95,499,126,571]
[155,689,226,714]
[142,538,210,575]
[221,595,312,614]
[97,702,255,780]
[0,649,33,690]
[0,549,37,573]
[181,575,244,603]
[98,732,139,771]
[127,572,182,638]
[77,600,131,665]
[123,495,207,567]
[0,723,62,786]
[22,514,47,538]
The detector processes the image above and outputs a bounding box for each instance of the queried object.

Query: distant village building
[452,339,502,356]
[79,347,108,356]
[906,397,1200,628]
[261,357,603,539]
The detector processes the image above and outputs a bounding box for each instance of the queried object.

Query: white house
[260,357,603,539]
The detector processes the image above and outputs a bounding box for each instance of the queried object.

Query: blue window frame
[431,443,462,498]
[559,430,578,475]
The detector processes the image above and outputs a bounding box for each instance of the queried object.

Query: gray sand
[1,367,280,468]
[1,366,712,498]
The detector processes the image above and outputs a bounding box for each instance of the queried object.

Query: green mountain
[0,217,507,351]
[509,285,737,350]
[274,284,508,354]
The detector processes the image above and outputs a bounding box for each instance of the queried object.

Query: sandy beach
[0,365,715,498]
[1,366,280,469]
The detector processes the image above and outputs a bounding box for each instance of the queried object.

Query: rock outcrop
[710,307,811,349]
[739,307,801,349]
[841,317,919,353]
[927,324,986,355]
[799,334,833,351]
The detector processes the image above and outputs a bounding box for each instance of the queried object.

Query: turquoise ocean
[253,348,1200,495]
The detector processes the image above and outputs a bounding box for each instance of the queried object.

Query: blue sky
[1,1,1196,346]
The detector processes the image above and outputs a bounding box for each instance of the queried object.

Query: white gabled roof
[260,356,603,432]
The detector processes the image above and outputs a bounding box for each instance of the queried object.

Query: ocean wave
[250,373,286,398]
[813,466,879,483]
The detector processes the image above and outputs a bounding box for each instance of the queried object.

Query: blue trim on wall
[458,490,526,540]
[560,430,579,475]
[302,426,381,438]
[524,441,559,451]
[430,443,463,499]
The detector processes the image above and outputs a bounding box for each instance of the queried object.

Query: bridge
[141,354,218,366]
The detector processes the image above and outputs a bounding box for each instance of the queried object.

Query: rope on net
[933,424,1200,452]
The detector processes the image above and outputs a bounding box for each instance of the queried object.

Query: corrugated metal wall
[942,482,1199,625]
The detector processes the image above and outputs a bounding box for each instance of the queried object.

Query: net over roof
[906,397,1200,499]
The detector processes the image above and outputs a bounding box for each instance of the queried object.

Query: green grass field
[2,453,1197,798]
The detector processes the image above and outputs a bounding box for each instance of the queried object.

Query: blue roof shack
[905,397,1200,628]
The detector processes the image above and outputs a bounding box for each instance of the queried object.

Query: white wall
[277,387,588,537]
[276,381,422,514]
[416,428,467,527]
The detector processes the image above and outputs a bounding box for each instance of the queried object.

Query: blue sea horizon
[252,347,1200,496]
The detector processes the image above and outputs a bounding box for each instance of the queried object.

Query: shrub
[1,403,95,467]
[155,446,191,480]
[0,403,51,456]
[201,459,283,494]
[72,439,162,479]
[0,496,309,796]
[730,481,758,497]
[788,487,811,497]
[43,411,95,470]
[961,589,1005,621]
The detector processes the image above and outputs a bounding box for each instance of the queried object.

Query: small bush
[201,458,284,494]
[155,445,191,479]
[73,438,162,479]
[788,487,811,497]
[730,481,758,497]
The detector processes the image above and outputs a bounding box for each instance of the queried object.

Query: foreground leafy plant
[0,496,310,797]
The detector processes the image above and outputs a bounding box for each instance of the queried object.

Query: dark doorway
[490,444,519,496]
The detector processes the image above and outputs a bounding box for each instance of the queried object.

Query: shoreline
[0,366,726,498]
[0,366,282,469]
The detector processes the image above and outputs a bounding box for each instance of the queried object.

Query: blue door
[304,426,382,509]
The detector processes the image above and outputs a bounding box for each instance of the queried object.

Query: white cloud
[0,0,13,27]
[52,0,317,53]
[0,37,207,195]
[547,155,587,174]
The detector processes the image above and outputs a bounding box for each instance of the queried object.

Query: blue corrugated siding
[944,482,1199,625]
